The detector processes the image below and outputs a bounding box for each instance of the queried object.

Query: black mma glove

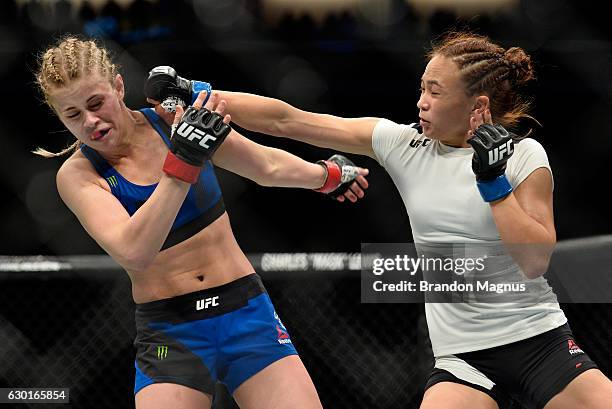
[144,66,211,113]
[163,106,231,184]
[314,154,361,199]
[467,124,515,202]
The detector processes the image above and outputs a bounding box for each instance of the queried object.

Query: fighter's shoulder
[506,136,553,188]
[373,119,426,144]
[57,150,108,192]
[510,137,548,160]
[405,123,433,146]
[371,119,434,165]
[58,150,91,176]
[514,136,545,150]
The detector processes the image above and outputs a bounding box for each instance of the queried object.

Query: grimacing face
[417,55,483,146]
[50,74,127,152]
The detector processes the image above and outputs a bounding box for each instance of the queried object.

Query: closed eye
[419,86,440,96]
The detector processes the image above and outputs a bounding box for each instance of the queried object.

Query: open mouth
[91,128,111,141]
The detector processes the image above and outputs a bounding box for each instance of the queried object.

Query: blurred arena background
[0,0,611,408]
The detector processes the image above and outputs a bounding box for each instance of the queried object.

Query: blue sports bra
[80,108,226,250]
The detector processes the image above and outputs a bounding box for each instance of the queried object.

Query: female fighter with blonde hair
[34,36,369,409]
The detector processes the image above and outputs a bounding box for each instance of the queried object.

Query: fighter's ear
[113,74,125,99]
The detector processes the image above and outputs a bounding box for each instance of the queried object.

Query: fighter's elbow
[255,161,280,187]
[521,256,552,279]
[244,149,279,187]
[270,102,299,136]
[104,230,157,272]
[116,248,156,272]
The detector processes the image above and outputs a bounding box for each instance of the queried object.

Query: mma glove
[144,66,211,112]
[467,124,515,202]
[163,106,231,184]
[314,154,361,200]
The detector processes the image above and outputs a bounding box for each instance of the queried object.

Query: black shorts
[424,323,598,409]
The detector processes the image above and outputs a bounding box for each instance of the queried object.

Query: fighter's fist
[467,124,515,202]
[162,92,232,184]
[144,66,211,113]
[315,154,369,202]
[468,123,514,181]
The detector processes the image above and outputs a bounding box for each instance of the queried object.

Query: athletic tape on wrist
[476,174,513,202]
[163,151,200,184]
[314,161,342,194]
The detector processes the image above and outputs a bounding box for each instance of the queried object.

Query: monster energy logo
[106,175,118,188]
[156,345,168,360]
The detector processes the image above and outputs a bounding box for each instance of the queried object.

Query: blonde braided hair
[34,36,118,157]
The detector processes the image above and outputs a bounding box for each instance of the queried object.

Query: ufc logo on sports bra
[488,140,514,165]
[196,296,220,310]
[176,123,217,149]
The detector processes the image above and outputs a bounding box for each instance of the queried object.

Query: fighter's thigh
[420,382,499,409]
[232,355,322,409]
[135,383,212,409]
[544,369,612,409]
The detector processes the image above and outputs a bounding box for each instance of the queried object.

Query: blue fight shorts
[133,273,298,396]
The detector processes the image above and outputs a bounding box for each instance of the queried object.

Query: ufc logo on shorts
[196,296,219,310]
[488,140,514,165]
[176,123,217,149]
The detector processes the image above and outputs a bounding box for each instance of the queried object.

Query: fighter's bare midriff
[127,212,255,303]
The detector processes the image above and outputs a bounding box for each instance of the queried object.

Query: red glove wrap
[163,151,201,184]
[314,160,342,194]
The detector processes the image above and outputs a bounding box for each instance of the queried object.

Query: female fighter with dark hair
[172,32,612,409]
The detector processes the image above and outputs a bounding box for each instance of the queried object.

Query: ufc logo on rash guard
[488,140,514,165]
[409,138,431,148]
[176,123,217,149]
